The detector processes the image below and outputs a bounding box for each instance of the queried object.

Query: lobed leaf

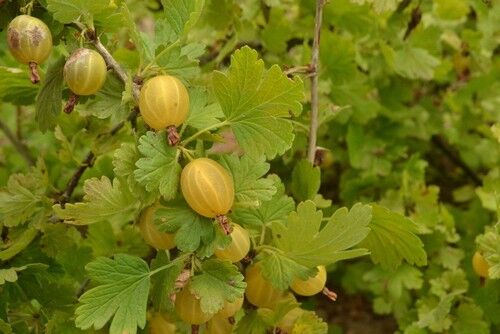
[134,131,181,200]
[361,204,427,270]
[53,177,140,225]
[189,259,246,314]
[213,46,304,158]
[75,254,150,334]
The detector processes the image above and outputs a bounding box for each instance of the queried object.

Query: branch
[85,30,141,102]
[431,135,482,186]
[307,0,326,163]
[57,109,139,206]
[58,152,95,206]
[403,6,422,40]
[56,27,142,205]
[0,119,35,166]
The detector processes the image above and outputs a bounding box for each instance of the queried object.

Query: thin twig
[0,119,35,166]
[307,0,326,163]
[403,5,422,40]
[86,30,141,102]
[56,26,142,206]
[431,135,482,186]
[58,152,95,206]
[57,109,139,206]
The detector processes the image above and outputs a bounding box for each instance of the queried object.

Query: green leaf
[476,224,500,279]
[134,131,181,200]
[0,318,12,334]
[85,222,149,258]
[290,160,321,201]
[0,169,47,227]
[161,0,205,40]
[113,143,139,185]
[185,88,223,130]
[452,303,489,334]
[213,46,304,158]
[150,252,183,312]
[361,205,427,270]
[393,47,440,81]
[260,8,293,54]
[0,227,38,261]
[434,0,470,21]
[292,311,328,334]
[256,250,312,290]
[47,0,110,23]
[273,201,372,267]
[84,74,126,120]
[0,67,38,105]
[190,259,246,314]
[416,293,462,332]
[218,154,276,207]
[53,177,140,225]
[75,254,150,334]
[120,4,154,62]
[351,0,398,13]
[234,309,268,334]
[429,270,468,298]
[0,265,29,285]
[35,56,64,132]
[156,43,204,80]
[231,175,294,229]
[155,202,226,256]
[364,265,424,301]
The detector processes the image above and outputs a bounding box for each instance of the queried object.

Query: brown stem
[167,125,180,146]
[403,6,422,40]
[216,215,233,235]
[64,93,79,114]
[87,30,140,102]
[307,0,326,163]
[191,325,199,334]
[0,119,35,166]
[228,316,235,325]
[29,62,40,84]
[322,287,338,301]
[54,25,143,212]
[431,135,481,186]
[58,152,95,206]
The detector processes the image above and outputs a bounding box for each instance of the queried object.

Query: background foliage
[0,0,499,333]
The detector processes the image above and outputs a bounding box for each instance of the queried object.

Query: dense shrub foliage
[0,0,499,333]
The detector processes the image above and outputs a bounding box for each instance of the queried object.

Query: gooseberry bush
[0,1,499,334]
